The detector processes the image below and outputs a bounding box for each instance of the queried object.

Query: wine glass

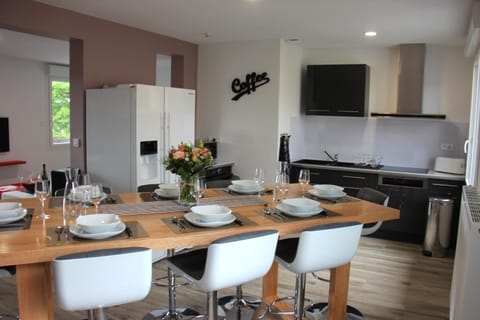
[90,183,105,213]
[253,168,265,197]
[34,179,50,219]
[298,169,310,197]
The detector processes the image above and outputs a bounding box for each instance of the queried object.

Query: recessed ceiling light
[364,31,377,37]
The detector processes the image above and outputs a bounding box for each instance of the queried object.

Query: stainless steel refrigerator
[86,84,195,193]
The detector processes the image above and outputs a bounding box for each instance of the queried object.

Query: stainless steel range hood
[371,44,446,119]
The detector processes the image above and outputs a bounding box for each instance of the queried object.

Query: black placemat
[45,220,148,246]
[259,207,339,223]
[162,214,256,234]
[0,208,34,231]
[140,192,177,202]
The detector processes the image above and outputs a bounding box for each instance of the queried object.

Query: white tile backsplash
[292,116,468,169]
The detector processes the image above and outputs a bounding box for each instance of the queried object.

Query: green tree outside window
[51,80,70,144]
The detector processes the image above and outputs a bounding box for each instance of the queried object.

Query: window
[48,65,70,145]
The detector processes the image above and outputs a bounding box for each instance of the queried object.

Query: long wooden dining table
[0,184,399,320]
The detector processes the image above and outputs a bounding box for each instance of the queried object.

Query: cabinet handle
[337,110,360,113]
[342,175,366,180]
[310,172,322,176]
[431,183,460,188]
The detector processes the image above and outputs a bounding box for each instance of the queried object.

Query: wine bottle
[41,163,48,180]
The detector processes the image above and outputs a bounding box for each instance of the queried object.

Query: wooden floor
[0,237,454,320]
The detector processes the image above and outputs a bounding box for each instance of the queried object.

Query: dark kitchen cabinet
[290,166,377,195]
[376,175,429,244]
[304,64,370,117]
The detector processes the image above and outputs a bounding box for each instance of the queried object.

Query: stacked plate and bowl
[184,204,236,227]
[0,202,27,225]
[276,197,323,217]
[308,184,346,200]
[228,180,263,194]
[154,184,179,199]
[69,213,126,239]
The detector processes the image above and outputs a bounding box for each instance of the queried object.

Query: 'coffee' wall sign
[231,72,270,101]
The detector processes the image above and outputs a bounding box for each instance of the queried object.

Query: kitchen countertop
[291,159,465,181]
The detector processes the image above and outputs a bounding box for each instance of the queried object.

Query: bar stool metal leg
[144,249,199,320]
[218,285,262,320]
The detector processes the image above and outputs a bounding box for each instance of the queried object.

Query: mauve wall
[0,0,198,170]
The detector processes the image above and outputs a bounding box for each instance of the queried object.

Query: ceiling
[34,0,475,48]
[0,0,476,65]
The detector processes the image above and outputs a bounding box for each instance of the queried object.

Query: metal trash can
[423,197,454,257]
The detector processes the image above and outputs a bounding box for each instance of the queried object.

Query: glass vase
[178,175,197,206]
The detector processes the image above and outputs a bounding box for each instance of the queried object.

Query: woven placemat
[102,201,186,216]
[45,220,148,246]
[49,194,123,208]
[162,214,256,234]
[0,208,34,231]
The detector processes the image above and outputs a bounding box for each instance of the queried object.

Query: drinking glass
[253,168,265,197]
[298,169,310,197]
[190,177,205,205]
[277,173,289,200]
[35,179,50,219]
[90,183,104,213]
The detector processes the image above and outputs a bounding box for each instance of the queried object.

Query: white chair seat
[270,222,363,320]
[167,230,279,320]
[53,247,152,318]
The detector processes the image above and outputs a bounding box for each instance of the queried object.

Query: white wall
[298,45,472,169]
[196,40,282,182]
[0,54,70,185]
[197,42,473,175]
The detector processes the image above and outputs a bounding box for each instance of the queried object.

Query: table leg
[16,262,54,320]
[328,263,350,320]
[262,261,278,298]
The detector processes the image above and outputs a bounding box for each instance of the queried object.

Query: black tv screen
[0,117,10,152]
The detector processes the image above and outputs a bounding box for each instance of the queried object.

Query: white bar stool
[167,230,280,320]
[268,222,363,320]
[52,247,152,320]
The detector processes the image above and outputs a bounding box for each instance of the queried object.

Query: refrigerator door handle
[464,139,469,154]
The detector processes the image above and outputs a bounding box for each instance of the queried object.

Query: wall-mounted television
[0,117,10,152]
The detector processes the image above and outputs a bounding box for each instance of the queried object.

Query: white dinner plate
[228,185,264,195]
[154,188,178,199]
[184,212,236,228]
[276,203,324,218]
[308,189,347,200]
[0,208,28,225]
[69,222,126,239]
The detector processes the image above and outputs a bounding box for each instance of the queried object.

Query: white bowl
[313,184,344,195]
[76,213,122,234]
[157,183,179,196]
[231,179,259,191]
[190,205,232,222]
[282,198,320,212]
[0,202,21,210]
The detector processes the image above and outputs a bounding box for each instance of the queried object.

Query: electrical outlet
[441,143,453,151]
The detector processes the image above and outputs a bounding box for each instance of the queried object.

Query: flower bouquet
[164,141,213,205]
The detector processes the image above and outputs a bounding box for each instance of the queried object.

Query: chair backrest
[53,247,152,311]
[284,222,362,274]
[356,188,389,235]
[356,187,389,206]
[198,230,279,292]
[137,184,159,192]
